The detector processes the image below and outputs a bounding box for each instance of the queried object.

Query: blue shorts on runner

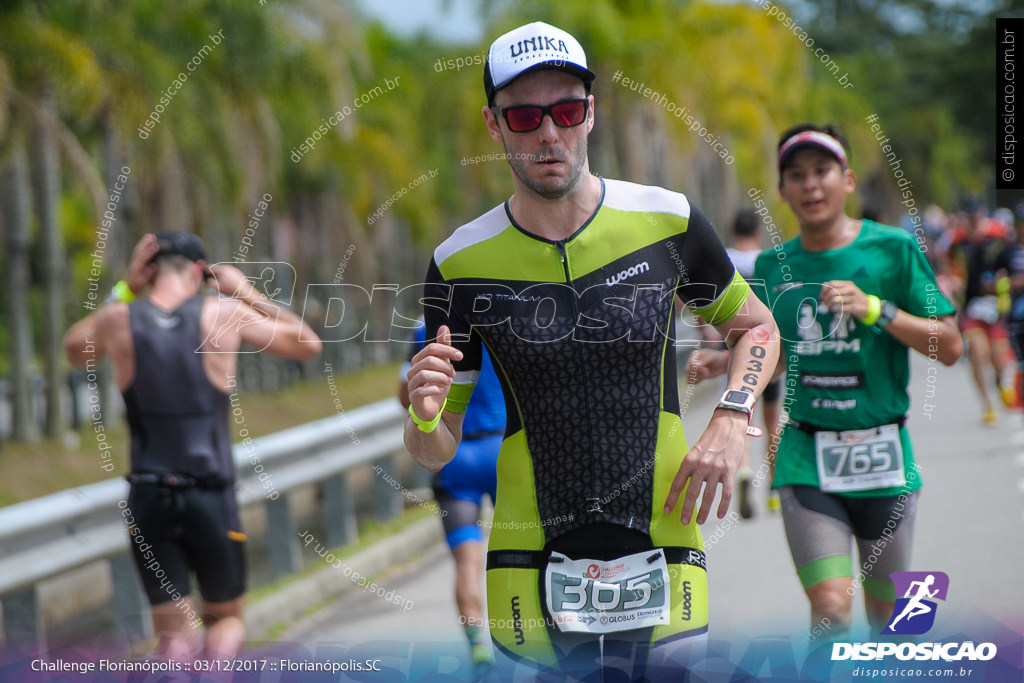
[433,434,500,549]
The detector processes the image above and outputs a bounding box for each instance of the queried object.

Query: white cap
[484,21,595,104]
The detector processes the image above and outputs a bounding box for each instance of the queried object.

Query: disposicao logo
[831,570,997,662]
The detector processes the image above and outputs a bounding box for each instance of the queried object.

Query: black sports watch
[875,300,898,329]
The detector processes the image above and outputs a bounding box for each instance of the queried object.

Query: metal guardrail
[0,398,411,651]
[0,342,699,652]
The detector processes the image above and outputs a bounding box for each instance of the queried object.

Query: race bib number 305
[545,549,670,634]
[815,423,906,492]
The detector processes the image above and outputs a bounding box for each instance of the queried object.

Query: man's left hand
[663,409,749,525]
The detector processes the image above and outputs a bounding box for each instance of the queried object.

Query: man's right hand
[207,263,253,301]
[684,348,729,385]
[406,325,463,424]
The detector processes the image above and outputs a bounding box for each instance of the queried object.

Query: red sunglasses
[499,98,589,133]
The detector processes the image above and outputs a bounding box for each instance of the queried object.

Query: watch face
[724,390,750,404]
[877,300,898,327]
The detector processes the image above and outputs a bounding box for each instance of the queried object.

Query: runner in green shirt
[687,124,961,637]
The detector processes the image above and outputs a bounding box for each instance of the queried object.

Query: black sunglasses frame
[498,98,590,133]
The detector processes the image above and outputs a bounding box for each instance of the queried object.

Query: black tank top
[123,296,233,480]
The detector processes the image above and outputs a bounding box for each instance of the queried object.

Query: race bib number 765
[815,423,906,492]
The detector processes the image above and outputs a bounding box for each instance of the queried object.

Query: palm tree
[0,2,107,438]
[1,138,38,443]
[30,83,65,437]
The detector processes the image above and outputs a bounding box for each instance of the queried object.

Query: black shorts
[763,377,782,402]
[126,481,246,605]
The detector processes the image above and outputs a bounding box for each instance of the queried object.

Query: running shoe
[999,384,1018,409]
[983,408,998,425]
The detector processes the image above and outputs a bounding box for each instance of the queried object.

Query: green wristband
[112,280,136,303]
[409,398,447,433]
[859,295,881,326]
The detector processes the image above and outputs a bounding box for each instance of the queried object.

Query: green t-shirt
[752,220,956,496]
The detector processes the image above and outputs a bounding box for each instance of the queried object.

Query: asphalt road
[276,353,1024,681]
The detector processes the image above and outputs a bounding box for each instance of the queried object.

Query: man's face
[483,70,593,200]
[778,147,855,227]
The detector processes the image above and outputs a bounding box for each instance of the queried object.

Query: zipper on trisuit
[555,240,600,514]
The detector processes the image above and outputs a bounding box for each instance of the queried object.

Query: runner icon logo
[882,571,949,635]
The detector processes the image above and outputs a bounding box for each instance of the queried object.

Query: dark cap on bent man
[484,21,596,105]
[153,231,207,263]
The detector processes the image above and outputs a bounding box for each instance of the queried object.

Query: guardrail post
[321,472,358,548]
[265,494,302,578]
[109,554,152,645]
[411,463,432,491]
[3,588,44,651]
[372,455,402,522]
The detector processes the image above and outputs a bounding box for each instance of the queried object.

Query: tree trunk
[31,83,64,438]
[2,140,38,443]
[98,111,126,426]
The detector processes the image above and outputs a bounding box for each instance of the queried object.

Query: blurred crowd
[892,199,1023,425]
[856,200,1023,425]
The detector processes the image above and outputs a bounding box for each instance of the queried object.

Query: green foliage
[0,0,997,441]
[796,0,999,210]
